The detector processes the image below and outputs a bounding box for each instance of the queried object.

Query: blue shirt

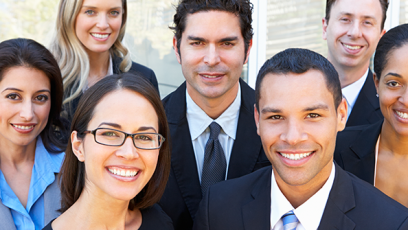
[0,138,64,230]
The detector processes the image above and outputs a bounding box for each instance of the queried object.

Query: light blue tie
[281,210,298,230]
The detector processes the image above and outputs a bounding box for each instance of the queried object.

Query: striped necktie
[281,210,298,230]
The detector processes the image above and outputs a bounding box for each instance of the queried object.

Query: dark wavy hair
[0,38,66,152]
[374,24,408,79]
[171,0,253,60]
[59,73,171,212]
[325,0,389,30]
[255,48,342,111]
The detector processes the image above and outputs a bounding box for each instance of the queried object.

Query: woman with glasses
[334,24,408,208]
[43,73,172,229]
[0,38,66,230]
[49,0,159,124]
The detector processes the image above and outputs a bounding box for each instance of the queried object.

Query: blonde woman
[49,0,158,123]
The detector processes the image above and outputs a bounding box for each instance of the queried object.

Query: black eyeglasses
[83,128,165,150]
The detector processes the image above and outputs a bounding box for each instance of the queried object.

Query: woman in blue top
[0,38,67,230]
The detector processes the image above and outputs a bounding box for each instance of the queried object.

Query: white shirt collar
[342,68,369,111]
[186,82,241,140]
[270,163,336,230]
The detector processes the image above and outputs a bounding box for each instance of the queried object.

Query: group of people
[1,0,408,229]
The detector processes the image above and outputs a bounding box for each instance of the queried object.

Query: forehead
[182,10,242,39]
[259,70,335,111]
[330,0,383,19]
[1,66,50,90]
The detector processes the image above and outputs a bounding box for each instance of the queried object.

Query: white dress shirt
[270,163,336,230]
[342,69,369,118]
[186,83,241,182]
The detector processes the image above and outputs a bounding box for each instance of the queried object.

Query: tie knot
[281,210,298,230]
[209,122,221,139]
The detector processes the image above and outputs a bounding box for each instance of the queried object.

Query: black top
[42,204,173,230]
[61,55,159,125]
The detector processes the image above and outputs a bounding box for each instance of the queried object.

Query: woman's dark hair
[0,38,66,152]
[374,23,408,79]
[59,73,170,211]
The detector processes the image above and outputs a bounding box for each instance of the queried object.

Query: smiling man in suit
[158,0,270,229]
[193,48,408,230]
[322,0,387,126]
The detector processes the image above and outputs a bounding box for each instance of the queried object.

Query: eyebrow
[2,88,50,94]
[187,36,239,43]
[98,123,157,132]
[82,6,122,10]
[384,72,402,78]
[339,12,377,21]
[261,104,329,114]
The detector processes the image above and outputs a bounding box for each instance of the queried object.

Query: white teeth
[13,125,34,130]
[202,75,218,78]
[344,44,362,50]
[91,33,109,39]
[396,111,408,119]
[280,152,312,160]
[108,168,138,177]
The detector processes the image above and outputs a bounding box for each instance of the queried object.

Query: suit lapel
[341,121,382,184]
[242,168,271,230]
[164,82,203,218]
[228,79,262,179]
[318,164,356,230]
[43,174,61,225]
[0,202,16,230]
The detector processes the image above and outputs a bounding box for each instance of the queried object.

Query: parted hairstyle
[255,48,342,111]
[49,0,132,105]
[374,23,408,79]
[0,38,66,152]
[171,0,253,60]
[325,0,389,30]
[59,73,170,212]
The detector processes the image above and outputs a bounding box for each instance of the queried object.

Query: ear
[244,39,253,64]
[337,98,348,132]
[254,104,260,136]
[173,36,181,64]
[71,131,85,162]
[322,17,328,40]
[380,29,386,38]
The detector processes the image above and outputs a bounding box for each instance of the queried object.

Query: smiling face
[71,89,160,201]
[375,44,408,137]
[75,0,123,56]
[322,0,385,72]
[0,66,51,148]
[175,10,252,103]
[255,70,347,189]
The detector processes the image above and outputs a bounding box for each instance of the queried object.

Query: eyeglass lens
[95,128,161,149]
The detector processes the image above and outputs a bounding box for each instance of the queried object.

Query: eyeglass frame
[82,127,165,150]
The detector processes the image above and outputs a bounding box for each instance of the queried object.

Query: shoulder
[140,204,174,230]
[42,219,55,230]
[162,82,186,108]
[335,121,381,151]
[128,61,155,77]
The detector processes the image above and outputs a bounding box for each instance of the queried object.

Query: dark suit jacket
[346,70,383,127]
[159,79,270,230]
[193,164,408,230]
[334,120,383,185]
[61,56,158,124]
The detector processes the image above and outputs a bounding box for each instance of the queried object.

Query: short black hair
[255,48,342,111]
[374,23,408,79]
[171,0,253,60]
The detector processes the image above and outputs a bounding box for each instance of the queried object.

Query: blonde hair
[49,0,132,104]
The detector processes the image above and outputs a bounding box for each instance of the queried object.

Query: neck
[328,56,369,88]
[275,161,332,208]
[0,138,36,169]
[87,50,111,88]
[380,121,408,157]
[187,81,239,119]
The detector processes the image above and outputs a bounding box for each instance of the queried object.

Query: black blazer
[159,79,270,230]
[334,120,383,185]
[193,164,408,230]
[346,70,383,127]
[61,56,159,124]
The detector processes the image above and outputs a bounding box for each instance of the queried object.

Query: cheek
[36,104,51,123]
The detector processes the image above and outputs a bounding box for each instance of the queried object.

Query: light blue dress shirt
[0,137,64,230]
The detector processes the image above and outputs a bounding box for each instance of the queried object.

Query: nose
[20,101,34,121]
[203,44,221,66]
[347,21,362,38]
[280,119,307,145]
[115,137,139,160]
[96,14,109,30]
[398,87,408,107]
